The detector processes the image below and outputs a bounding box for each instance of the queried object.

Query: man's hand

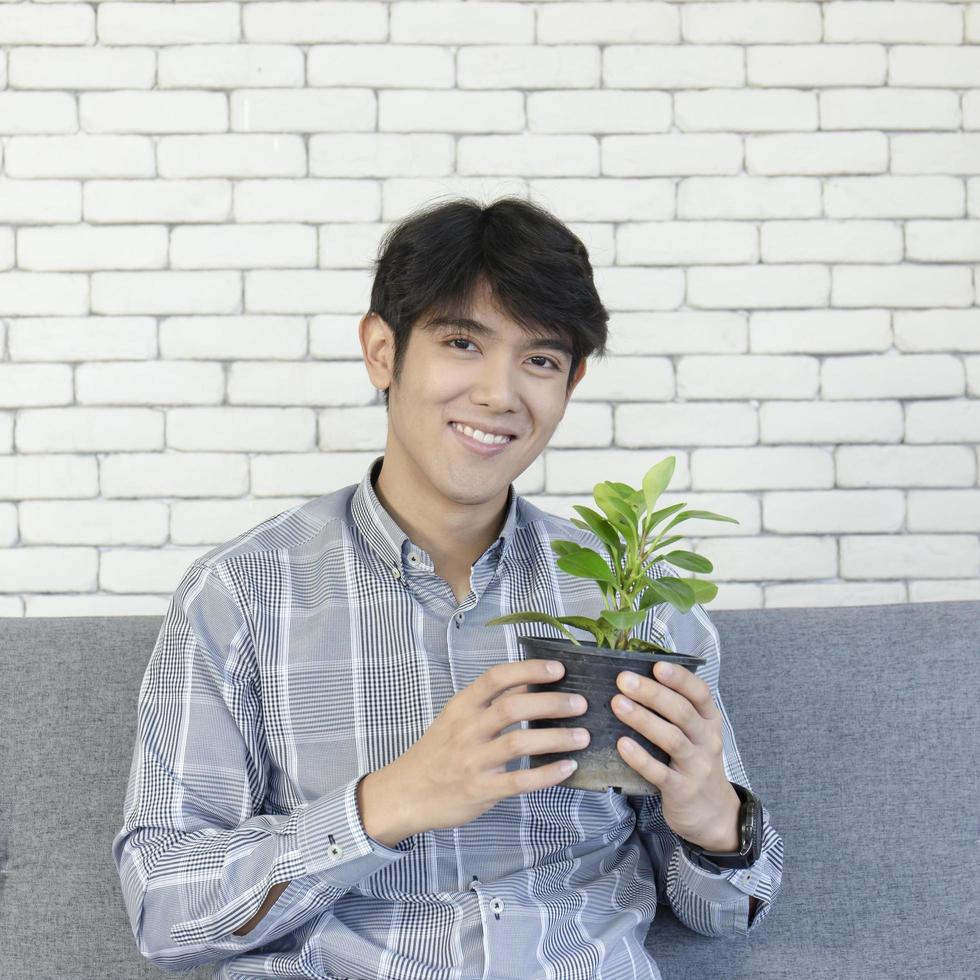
[611,660,740,852]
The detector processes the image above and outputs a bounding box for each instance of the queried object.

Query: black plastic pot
[518,635,707,795]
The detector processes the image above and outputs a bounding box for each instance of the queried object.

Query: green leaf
[555,546,619,586]
[571,506,624,566]
[557,615,607,645]
[644,502,686,535]
[598,608,649,632]
[482,611,583,645]
[660,508,740,537]
[626,636,675,654]
[642,457,676,520]
[635,575,698,613]
[683,579,718,604]
[593,483,638,553]
[550,538,584,558]
[661,549,713,573]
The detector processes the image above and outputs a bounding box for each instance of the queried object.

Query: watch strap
[679,782,763,873]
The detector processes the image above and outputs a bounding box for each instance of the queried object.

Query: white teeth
[451,422,512,445]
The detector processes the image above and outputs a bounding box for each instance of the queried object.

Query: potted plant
[483,455,739,795]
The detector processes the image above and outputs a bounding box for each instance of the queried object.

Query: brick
[0,4,94,45]
[760,400,902,443]
[544,449,691,494]
[0,228,12,270]
[531,180,673,222]
[101,548,221,594]
[380,90,525,133]
[312,43,454,87]
[158,134,306,178]
[0,364,72,408]
[841,535,978,579]
[100,452,248,497]
[618,221,757,264]
[766,582,907,608]
[319,223,391,269]
[244,269,372,314]
[760,220,901,263]
[906,221,980,261]
[682,534,838,580]
[910,580,980,602]
[616,401,757,446]
[604,45,743,88]
[528,91,671,134]
[460,44,596,89]
[824,2,962,44]
[678,177,821,218]
[75,362,224,406]
[80,91,227,134]
[568,355,674,402]
[309,134,453,177]
[837,445,975,485]
[824,176,964,217]
[317,406,391,450]
[233,89,376,132]
[0,272,88,316]
[889,45,980,87]
[894,310,980,352]
[0,455,98,501]
[84,179,232,223]
[906,399,980,442]
[603,135,742,175]
[538,2,678,43]
[908,490,980,531]
[168,408,314,451]
[235,179,379,222]
[746,132,887,175]
[891,135,980,174]
[592,267,684,310]
[171,497,307,546]
[677,353,819,397]
[699,448,830,488]
[820,89,959,131]
[244,1,387,42]
[676,89,817,131]
[832,265,973,307]
[97,2,241,45]
[0,92,77,134]
[160,315,306,360]
[17,407,164,453]
[457,135,598,176]
[970,178,980,217]
[19,500,168,545]
[682,2,821,43]
[747,44,886,86]
[688,265,830,308]
[91,271,241,315]
[607,311,746,355]
[823,353,964,399]
[227,361,372,405]
[751,309,891,353]
[764,489,904,533]
[5,135,154,178]
[170,224,316,269]
[9,45,155,89]
[18,225,168,271]
[0,547,98,593]
[159,44,304,88]
[9,317,155,361]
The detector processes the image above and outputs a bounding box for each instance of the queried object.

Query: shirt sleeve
[625,580,784,939]
[111,560,417,972]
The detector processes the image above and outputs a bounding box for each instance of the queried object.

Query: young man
[113,197,783,978]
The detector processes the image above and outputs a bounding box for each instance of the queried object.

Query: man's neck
[372,459,509,576]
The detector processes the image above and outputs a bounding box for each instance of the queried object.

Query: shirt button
[490,897,504,914]
[328,843,344,859]
[392,566,401,579]
[409,553,418,563]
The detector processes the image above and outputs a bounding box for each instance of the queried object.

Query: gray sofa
[1,599,977,980]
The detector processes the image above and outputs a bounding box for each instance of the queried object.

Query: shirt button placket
[489,897,504,921]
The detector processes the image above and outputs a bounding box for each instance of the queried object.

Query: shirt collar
[350,454,522,578]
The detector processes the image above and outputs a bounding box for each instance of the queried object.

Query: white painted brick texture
[0,0,976,617]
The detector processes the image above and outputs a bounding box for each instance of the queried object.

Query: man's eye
[445,337,560,370]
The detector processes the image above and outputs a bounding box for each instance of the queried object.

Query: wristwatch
[679,781,763,873]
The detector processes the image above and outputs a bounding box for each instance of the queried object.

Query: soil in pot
[518,635,707,796]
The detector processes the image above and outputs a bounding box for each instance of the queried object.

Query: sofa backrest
[1,599,977,979]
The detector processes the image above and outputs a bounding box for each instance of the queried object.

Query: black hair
[367,195,609,410]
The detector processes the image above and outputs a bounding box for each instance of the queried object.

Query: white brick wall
[1,0,977,617]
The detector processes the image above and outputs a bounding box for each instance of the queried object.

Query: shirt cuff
[296,774,417,885]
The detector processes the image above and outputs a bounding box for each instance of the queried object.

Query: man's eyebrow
[424,316,573,359]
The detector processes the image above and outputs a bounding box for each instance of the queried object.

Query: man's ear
[359,311,395,392]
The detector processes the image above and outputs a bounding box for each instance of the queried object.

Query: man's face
[362,282,587,509]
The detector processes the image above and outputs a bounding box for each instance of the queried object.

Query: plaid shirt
[113,453,783,979]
